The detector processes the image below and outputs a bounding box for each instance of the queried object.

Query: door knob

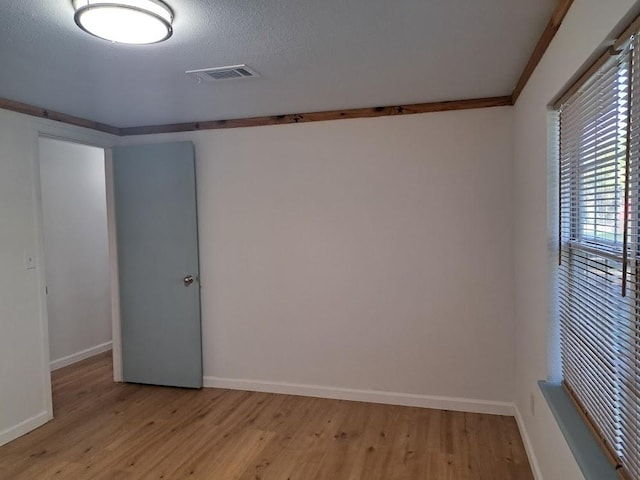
[183,275,195,286]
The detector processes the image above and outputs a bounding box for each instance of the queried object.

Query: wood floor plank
[0,352,533,479]
[311,400,371,480]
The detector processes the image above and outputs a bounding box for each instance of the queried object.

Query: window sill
[538,381,618,480]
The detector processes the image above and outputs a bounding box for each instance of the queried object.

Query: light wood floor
[0,352,533,479]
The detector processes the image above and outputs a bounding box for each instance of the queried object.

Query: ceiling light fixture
[72,0,173,45]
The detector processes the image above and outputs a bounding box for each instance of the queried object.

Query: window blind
[558,36,640,480]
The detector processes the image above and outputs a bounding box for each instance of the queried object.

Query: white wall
[0,101,514,447]
[512,0,638,478]
[39,138,111,369]
[120,107,516,409]
[0,109,117,447]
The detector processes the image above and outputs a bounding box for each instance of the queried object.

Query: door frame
[34,125,123,420]
[104,148,123,382]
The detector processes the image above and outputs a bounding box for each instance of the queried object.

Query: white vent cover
[186,65,260,82]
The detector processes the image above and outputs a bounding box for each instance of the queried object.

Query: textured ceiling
[0,0,556,127]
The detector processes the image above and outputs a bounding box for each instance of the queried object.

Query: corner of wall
[514,404,543,479]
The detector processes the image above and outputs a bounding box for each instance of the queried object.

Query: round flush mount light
[73,0,173,45]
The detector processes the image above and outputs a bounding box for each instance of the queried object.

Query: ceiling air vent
[186,65,260,82]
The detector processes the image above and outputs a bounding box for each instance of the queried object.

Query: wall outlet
[530,392,536,417]
[24,251,36,270]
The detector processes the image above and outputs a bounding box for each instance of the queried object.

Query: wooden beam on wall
[119,96,513,136]
[0,96,512,137]
[0,97,120,136]
[511,0,574,103]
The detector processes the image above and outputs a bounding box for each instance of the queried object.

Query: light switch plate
[24,251,36,270]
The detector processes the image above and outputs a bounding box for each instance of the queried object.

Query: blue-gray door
[112,141,202,388]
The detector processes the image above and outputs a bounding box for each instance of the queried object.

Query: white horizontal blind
[621,36,640,480]
[559,37,640,479]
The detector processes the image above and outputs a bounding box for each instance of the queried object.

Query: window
[558,34,640,479]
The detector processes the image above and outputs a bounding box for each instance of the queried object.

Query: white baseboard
[203,376,515,416]
[50,341,113,371]
[515,406,542,480]
[0,411,50,447]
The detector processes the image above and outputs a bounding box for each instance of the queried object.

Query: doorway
[38,137,113,412]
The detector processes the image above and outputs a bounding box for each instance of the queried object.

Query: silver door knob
[183,275,195,286]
